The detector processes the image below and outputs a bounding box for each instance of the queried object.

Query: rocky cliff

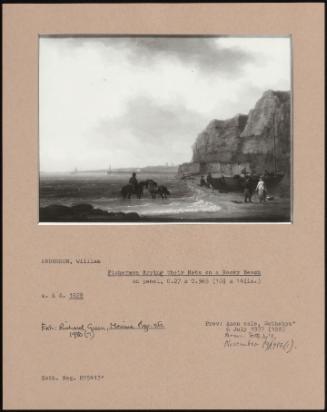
[192,114,248,164]
[179,90,291,177]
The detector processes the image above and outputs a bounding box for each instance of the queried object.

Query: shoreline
[39,174,290,223]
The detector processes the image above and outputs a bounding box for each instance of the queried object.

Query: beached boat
[207,172,284,192]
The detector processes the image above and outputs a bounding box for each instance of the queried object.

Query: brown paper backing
[3,3,325,410]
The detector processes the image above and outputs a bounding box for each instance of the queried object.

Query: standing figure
[200,176,207,187]
[240,168,247,178]
[256,176,266,203]
[206,172,213,188]
[243,177,253,203]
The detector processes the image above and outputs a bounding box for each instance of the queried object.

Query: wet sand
[177,181,291,222]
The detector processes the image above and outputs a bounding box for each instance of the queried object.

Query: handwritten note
[204,320,296,353]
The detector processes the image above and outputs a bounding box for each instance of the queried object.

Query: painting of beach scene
[39,36,291,223]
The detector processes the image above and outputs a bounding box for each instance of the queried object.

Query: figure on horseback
[121,172,145,199]
[129,172,138,189]
[121,175,171,200]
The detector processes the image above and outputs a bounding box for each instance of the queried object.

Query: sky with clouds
[39,36,291,172]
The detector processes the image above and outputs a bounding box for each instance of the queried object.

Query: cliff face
[192,114,248,163]
[181,90,291,177]
[239,90,291,173]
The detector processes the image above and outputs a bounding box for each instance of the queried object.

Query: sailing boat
[106,164,112,175]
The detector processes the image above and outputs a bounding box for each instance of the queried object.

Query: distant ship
[71,167,78,175]
[106,164,112,175]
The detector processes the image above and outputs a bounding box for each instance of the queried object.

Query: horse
[121,179,170,200]
[157,185,170,199]
[121,181,147,199]
[146,180,170,199]
[146,180,158,199]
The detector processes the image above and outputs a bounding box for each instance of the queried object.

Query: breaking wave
[140,199,221,215]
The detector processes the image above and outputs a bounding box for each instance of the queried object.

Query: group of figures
[200,172,269,203]
[121,173,171,200]
[242,175,267,203]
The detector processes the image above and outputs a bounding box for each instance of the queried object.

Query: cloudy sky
[39,36,291,172]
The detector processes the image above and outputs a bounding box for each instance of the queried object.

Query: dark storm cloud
[46,36,254,75]
[126,37,253,74]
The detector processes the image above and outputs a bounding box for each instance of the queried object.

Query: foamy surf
[99,198,221,216]
[141,200,221,215]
